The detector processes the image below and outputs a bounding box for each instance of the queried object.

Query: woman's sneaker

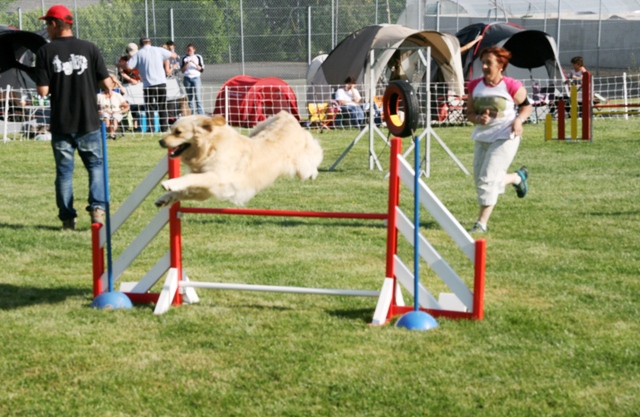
[468,222,487,233]
[514,166,529,198]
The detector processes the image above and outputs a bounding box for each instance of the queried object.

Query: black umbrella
[0,28,47,72]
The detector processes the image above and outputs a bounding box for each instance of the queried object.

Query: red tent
[213,75,300,128]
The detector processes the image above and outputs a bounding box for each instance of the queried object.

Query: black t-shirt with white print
[35,36,110,134]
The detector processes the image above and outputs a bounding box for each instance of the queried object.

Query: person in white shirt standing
[181,44,205,115]
[119,37,178,131]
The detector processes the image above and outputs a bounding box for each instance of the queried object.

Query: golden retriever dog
[155,111,323,207]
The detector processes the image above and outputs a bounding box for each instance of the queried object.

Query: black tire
[382,80,420,137]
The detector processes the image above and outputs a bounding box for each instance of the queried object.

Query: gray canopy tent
[308,24,464,103]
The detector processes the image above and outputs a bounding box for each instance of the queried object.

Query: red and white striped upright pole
[168,153,183,306]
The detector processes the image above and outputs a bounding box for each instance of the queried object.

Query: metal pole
[556,0,561,54]
[369,49,375,170]
[170,8,174,42]
[436,1,440,32]
[543,0,547,32]
[18,8,22,30]
[100,122,114,293]
[596,0,602,76]
[456,0,459,32]
[623,72,629,121]
[386,0,391,23]
[74,0,78,38]
[331,0,335,49]
[418,0,422,30]
[145,0,149,38]
[426,47,431,178]
[240,0,245,74]
[413,133,420,312]
[375,0,379,24]
[152,0,157,41]
[336,0,339,46]
[308,7,311,65]
[225,0,232,63]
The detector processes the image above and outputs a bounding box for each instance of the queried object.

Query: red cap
[39,5,74,24]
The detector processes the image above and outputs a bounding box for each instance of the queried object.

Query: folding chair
[307,102,336,133]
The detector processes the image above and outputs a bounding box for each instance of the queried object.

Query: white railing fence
[2,73,640,141]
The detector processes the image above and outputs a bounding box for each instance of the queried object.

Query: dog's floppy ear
[200,115,227,132]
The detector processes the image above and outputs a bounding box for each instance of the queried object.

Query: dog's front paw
[161,179,173,191]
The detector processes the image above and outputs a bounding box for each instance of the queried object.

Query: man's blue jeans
[183,76,204,115]
[51,130,105,221]
[340,104,365,127]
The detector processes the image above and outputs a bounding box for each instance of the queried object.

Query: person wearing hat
[117,43,141,85]
[119,37,178,132]
[34,4,114,230]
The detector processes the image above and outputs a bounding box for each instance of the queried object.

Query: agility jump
[91,138,486,324]
[544,71,593,142]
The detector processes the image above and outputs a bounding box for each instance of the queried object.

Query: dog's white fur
[155,111,323,207]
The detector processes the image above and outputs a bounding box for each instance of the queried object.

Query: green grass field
[0,120,639,416]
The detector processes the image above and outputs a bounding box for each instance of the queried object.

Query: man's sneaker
[62,218,76,230]
[91,208,105,225]
[514,166,529,198]
[468,222,487,234]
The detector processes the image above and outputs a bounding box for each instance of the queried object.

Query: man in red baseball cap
[35,4,115,230]
[38,4,74,24]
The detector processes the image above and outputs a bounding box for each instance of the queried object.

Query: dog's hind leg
[155,191,181,207]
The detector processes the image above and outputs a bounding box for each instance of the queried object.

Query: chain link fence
[2,0,407,83]
[4,0,639,80]
[3,0,640,141]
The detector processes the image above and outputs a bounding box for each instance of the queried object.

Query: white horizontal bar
[180,281,380,297]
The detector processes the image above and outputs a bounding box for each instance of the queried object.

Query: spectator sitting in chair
[97,88,130,140]
[334,76,365,128]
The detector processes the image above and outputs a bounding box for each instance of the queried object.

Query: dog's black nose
[159,139,165,147]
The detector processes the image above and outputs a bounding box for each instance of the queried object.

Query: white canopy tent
[308,24,464,103]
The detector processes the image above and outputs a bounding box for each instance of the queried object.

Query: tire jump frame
[91,138,486,323]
